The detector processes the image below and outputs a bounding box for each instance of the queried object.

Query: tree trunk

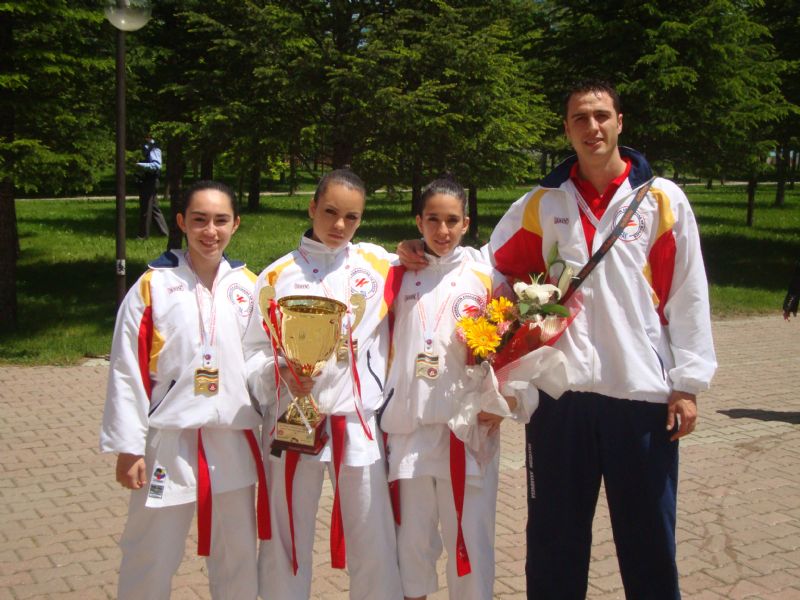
[706,178,713,190]
[0,178,17,330]
[540,151,548,178]
[789,149,797,190]
[410,161,422,216]
[746,176,757,227]
[166,137,185,250]
[468,184,478,240]
[332,138,352,170]
[248,162,261,211]
[0,11,17,328]
[774,144,786,207]
[200,152,214,180]
[289,152,297,196]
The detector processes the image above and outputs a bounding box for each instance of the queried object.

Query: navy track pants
[525,391,680,600]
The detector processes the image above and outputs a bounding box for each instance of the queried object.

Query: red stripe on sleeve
[494,229,546,283]
[648,230,677,325]
[137,305,154,400]
[383,264,405,310]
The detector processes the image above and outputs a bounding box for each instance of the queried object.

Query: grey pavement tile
[0,316,797,598]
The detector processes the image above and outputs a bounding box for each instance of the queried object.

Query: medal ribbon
[416,262,466,352]
[186,254,220,367]
[449,431,472,576]
[347,318,373,440]
[300,245,372,441]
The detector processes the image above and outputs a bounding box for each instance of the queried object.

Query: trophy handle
[258,285,281,344]
[349,293,366,332]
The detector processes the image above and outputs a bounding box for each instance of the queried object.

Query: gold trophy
[259,286,365,455]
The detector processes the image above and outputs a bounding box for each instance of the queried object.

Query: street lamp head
[104,0,152,32]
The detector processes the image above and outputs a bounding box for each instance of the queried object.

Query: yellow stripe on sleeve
[357,247,390,280]
[650,188,675,239]
[139,270,154,307]
[472,269,493,295]
[267,256,295,287]
[521,189,547,237]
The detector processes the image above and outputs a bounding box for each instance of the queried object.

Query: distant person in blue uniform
[136,134,169,239]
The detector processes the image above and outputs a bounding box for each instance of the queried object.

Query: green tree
[534,0,789,186]
[752,0,800,206]
[355,1,552,235]
[0,1,112,329]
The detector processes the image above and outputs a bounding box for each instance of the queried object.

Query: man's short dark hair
[563,80,622,118]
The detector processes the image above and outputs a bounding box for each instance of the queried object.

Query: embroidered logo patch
[227,283,254,317]
[554,216,570,225]
[452,293,485,320]
[350,268,379,299]
[154,467,167,481]
[615,205,646,242]
[167,284,185,294]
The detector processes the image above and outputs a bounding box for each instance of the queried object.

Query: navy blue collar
[148,250,244,270]
[541,146,653,190]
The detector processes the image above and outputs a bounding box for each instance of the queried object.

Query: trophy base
[271,413,329,456]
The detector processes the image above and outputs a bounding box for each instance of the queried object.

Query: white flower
[513,281,561,306]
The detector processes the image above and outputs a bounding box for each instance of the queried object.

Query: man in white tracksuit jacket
[398,80,716,599]
[488,81,717,599]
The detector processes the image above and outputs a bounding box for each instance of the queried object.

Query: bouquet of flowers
[448,264,578,462]
[457,275,572,372]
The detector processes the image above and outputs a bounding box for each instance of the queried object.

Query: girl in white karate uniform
[245,169,404,600]
[101,181,269,600]
[380,177,521,600]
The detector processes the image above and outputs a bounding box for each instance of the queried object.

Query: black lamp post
[105,1,151,307]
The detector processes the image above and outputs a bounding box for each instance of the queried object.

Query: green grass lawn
[4,183,798,364]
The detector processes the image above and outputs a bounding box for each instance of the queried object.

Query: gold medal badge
[194,367,220,395]
[415,352,440,379]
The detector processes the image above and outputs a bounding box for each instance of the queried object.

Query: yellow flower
[465,317,501,358]
[486,297,514,323]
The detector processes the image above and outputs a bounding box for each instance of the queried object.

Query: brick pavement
[0,316,798,599]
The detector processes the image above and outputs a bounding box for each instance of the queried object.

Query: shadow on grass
[718,408,800,425]
[16,208,155,240]
[701,231,799,291]
[2,258,153,351]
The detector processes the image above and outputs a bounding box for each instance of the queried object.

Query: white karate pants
[117,485,258,600]
[396,451,500,600]
[258,456,403,600]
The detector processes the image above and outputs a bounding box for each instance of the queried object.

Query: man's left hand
[666,390,697,441]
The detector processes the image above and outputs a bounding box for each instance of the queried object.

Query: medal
[187,254,221,398]
[194,367,220,395]
[415,352,440,379]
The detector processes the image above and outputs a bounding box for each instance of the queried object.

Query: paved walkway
[1,316,798,599]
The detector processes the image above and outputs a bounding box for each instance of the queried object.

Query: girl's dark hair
[416,175,467,216]
[313,169,366,203]
[182,180,238,217]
